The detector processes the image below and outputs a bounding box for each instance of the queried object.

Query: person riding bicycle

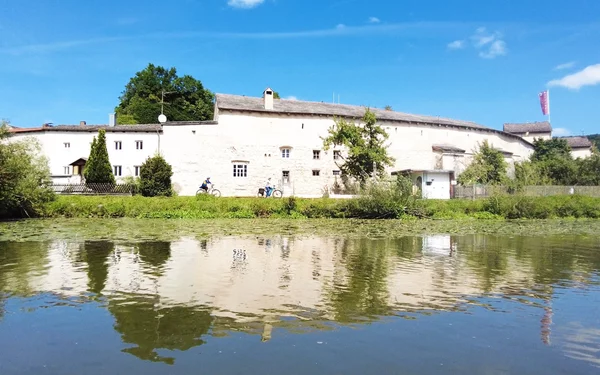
[200,177,211,192]
[265,178,273,197]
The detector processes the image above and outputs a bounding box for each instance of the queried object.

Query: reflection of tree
[136,241,171,276]
[460,235,509,292]
[0,241,49,296]
[329,239,391,322]
[76,241,114,295]
[108,296,213,364]
[391,237,423,260]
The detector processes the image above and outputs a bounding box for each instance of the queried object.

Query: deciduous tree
[0,122,54,218]
[458,140,508,185]
[116,64,214,124]
[322,109,394,185]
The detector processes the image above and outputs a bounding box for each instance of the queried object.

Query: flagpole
[547,89,551,124]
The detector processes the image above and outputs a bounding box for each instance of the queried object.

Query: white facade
[571,148,593,159]
[11,128,160,184]
[8,90,538,198]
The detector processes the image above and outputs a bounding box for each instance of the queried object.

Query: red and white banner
[539,90,550,116]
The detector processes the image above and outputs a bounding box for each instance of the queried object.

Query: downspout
[157,126,161,154]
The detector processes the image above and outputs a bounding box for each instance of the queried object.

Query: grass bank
[40,194,600,220]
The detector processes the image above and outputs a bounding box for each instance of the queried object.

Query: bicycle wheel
[211,189,221,197]
[196,189,206,196]
[272,189,283,198]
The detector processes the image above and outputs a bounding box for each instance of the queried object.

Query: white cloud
[368,17,381,24]
[447,40,465,50]
[285,96,298,101]
[468,27,507,59]
[470,27,499,47]
[548,64,600,90]
[554,61,576,71]
[336,24,346,29]
[479,40,507,59]
[227,0,264,9]
[553,128,572,137]
[0,22,470,55]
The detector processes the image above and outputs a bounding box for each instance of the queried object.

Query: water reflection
[1,233,600,370]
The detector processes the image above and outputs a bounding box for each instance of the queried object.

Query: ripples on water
[1,233,600,374]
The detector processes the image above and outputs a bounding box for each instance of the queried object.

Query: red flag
[539,90,550,116]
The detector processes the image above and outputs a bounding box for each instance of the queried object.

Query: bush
[139,155,173,197]
[122,176,141,195]
[0,123,55,218]
[37,192,600,220]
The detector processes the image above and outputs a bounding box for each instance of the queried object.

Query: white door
[423,173,450,200]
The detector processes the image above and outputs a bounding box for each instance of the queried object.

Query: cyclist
[265,178,273,197]
[200,177,211,193]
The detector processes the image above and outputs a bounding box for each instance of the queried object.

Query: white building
[8,88,538,198]
[561,136,594,159]
[503,121,553,143]
[503,122,593,159]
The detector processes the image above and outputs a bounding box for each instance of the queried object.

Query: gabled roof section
[216,94,490,130]
[559,136,593,149]
[7,121,219,134]
[8,124,163,134]
[432,144,466,154]
[503,121,552,134]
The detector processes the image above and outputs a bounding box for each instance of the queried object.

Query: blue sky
[1,0,599,135]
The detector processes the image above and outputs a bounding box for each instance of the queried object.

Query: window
[63,166,71,175]
[281,148,290,158]
[233,164,247,177]
[115,141,122,150]
[313,150,321,160]
[135,140,143,150]
[64,142,70,148]
[134,166,141,177]
[113,165,122,176]
[282,170,290,183]
[333,150,341,160]
[333,170,341,176]
[312,170,320,176]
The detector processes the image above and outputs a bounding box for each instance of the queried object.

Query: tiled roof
[432,144,466,153]
[7,121,219,134]
[559,136,593,149]
[8,124,162,133]
[216,94,490,130]
[503,122,552,134]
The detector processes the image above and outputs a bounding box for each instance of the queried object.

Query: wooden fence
[454,185,600,199]
[50,183,134,196]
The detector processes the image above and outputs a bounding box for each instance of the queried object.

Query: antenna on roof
[332,92,335,104]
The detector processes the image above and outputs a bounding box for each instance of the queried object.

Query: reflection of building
[15,235,557,323]
[3,234,600,366]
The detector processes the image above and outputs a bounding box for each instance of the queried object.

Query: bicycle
[257,186,282,198]
[196,184,221,197]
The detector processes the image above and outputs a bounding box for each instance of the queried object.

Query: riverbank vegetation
[0,122,54,218]
[459,138,600,187]
[41,192,600,220]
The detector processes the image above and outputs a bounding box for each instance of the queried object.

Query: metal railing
[50,183,134,196]
[455,185,600,199]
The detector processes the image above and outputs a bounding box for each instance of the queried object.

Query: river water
[1,222,599,374]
